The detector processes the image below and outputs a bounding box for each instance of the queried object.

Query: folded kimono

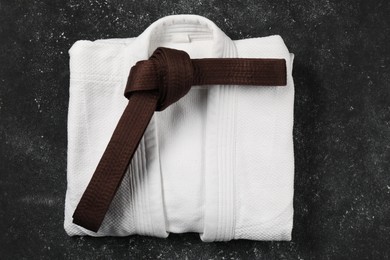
[65,14,295,241]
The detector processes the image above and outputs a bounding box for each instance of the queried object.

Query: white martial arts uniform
[65,14,295,241]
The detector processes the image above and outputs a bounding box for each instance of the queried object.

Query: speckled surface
[1,0,389,259]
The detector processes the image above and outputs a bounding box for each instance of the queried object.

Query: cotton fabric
[65,14,295,241]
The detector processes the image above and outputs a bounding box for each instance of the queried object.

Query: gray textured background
[1,0,389,259]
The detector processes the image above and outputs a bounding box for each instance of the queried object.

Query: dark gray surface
[1,0,389,259]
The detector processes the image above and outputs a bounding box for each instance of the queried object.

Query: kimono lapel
[123,15,238,239]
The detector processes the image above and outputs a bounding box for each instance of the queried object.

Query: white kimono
[65,14,295,241]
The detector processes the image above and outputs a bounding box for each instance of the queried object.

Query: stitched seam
[231,85,237,240]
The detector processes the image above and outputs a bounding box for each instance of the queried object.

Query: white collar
[128,15,237,60]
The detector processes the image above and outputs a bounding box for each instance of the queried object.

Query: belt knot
[125,47,193,111]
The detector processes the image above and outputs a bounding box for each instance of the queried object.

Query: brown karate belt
[72,47,287,232]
